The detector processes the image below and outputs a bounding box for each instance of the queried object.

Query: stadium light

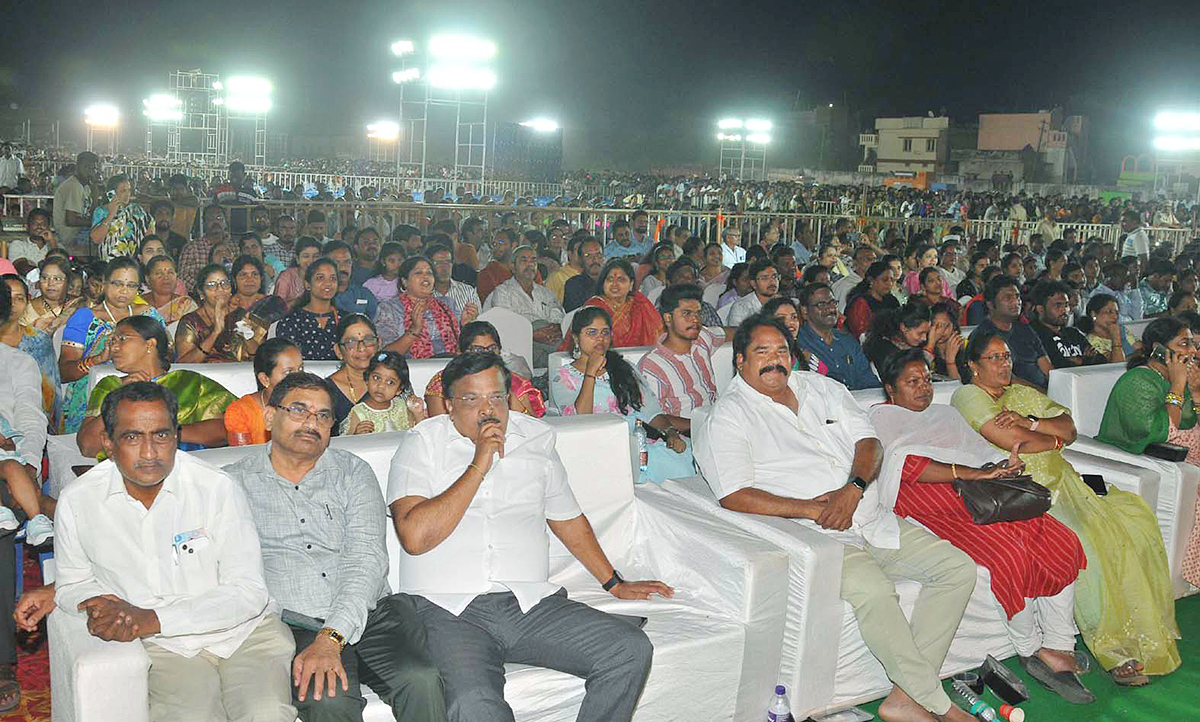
[1154,112,1200,133]
[745,119,772,132]
[212,81,223,91]
[427,65,496,90]
[1154,136,1200,152]
[142,94,182,122]
[718,118,744,129]
[717,133,743,141]
[392,68,421,84]
[223,76,272,114]
[391,39,415,56]
[747,133,772,145]
[520,118,559,132]
[429,35,496,61]
[85,104,120,128]
[367,120,400,141]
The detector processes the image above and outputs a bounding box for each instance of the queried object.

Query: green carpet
[858,594,1200,722]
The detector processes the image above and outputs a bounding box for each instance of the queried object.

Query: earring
[571,344,580,360]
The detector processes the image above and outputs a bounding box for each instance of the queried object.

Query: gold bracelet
[466,462,482,476]
[1166,392,1185,407]
[951,462,959,480]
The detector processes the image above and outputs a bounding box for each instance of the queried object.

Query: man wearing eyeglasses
[563,237,606,312]
[223,372,448,722]
[794,283,881,390]
[726,259,780,327]
[54,382,296,722]
[388,353,671,722]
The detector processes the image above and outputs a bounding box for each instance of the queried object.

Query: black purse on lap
[951,475,1052,525]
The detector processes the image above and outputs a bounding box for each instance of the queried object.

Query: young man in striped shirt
[637,284,726,419]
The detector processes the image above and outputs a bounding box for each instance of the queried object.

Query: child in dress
[341,351,427,435]
[0,413,53,545]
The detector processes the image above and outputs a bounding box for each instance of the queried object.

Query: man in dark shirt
[793,283,881,390]
[211,161,260,235]
[563,237,605,312]
[1028,280,1106,369]
[976,276,1052,389]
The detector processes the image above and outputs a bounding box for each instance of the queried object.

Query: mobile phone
[1150,343,1169,364]
[641,423,667,442]
[281,609,326,632]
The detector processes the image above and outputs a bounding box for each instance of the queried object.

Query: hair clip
[377,352,387,360]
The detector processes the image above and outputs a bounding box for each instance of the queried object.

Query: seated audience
[377,256,462,359]
[341,350,427,435]
[795,282,881,390]
[727,259,780,327]
[486,244,564,367]
[1168,289,1197,316]
[22,256,82,333]
[552,306,693,484]
[911,266,961,321]
[141,255,197,325]
[567,258,663,349]
[693,316,978,722]
[348,227,381,287]
[1139,259,1174,317]
[424,320,546,418]
[278,258,342,360]
[1088,262,1144,323]
[9,209,56,272]
[664,258,723,326]
[274,237,324,306]
[0,275,60,425]
[230,254,289,324]
[55,382,295,722]
[563,236,606,313]
[326,241,378,320]
[862,302,934,376]
[976,275,1052,390]
[476,228,515,301]
[225,338,304,446]
[238,232,281,286]
[952,329,1180,686]
[1028,281,1107,369]
[176,264,253,363]
[761,296,827,374]
[546,234,584,303]
[428,241,481,325]
[59,257,166,433]
[325,313,381,431]
[77,315,236,457]
[844,260,900,339]
[927,301,963,380]
[388,352,667,721]
[873,350,1092,703]
[637,284,725,418]
[700,241,726,285]
[364,241,404,303]
[1076,293,1137,363]
[716,262,750,309]
[639,242,675,297]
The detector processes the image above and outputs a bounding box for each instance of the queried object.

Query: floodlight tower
[166,69,223,166]
[717,118,771,181]
[1152,111,1200,200]
[143,93,183,157]
[219,76,272,166]
[85,104,120,155]
[367,121,400,163]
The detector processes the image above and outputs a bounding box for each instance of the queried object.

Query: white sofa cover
[664,403,1163,719]
[49,414,791,722]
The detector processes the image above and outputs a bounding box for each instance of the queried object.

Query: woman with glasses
[75,315,236,458]
[176,264,253,363]
[59,257,166,433]
[326,313,381,431]
[423,320,546,418]
[21,256,83,334]
[377,256,461,359]
[551,306,691,484]
[225,338,304,446]
[952,328,1180,687]
[141,255,197,326]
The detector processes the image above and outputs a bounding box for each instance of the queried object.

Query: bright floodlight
[85,104,120,128]
[718,118,744,129]
[392,68,421,84]
[1154,112,1200,133]
[717,133,743,142]
[520,118,559,132]
[427,64,496,90]
[212,81,223,91]
[142,94,182,122]
[1154,136,1200,152]
[367,121,400,141]
[429,35,496,61]
[224,76,272,114]
[391,39,415,56]
[745,119,772,132]
[747,133,771,144]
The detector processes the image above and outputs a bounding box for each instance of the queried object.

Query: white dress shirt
[693,371,899,549]
[720,243,747,269]
[7,238,49,266]
[54,451,271,658]
[0,344,46,468]
[726,291,765,327]
[386,413,582,615]
[484,277,565,324]
[0,156,23,188]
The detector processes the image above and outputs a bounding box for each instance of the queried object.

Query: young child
[341,351,427,435]
[0,414,53,545]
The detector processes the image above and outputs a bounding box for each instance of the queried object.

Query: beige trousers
[840,518,978,715]
[144,612,296,722]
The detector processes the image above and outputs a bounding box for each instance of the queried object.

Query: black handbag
[951,475,1052,525]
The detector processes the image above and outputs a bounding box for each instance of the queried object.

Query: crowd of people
[0,151,1193,720]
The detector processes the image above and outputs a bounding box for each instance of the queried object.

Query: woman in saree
[0,274,62,429]
[952,327,1180,686]
[21,256,83,334]
[424,320,546,418]
[89,174,151,261]
[76,315,236,458]
[1097,317,1200,591]
[873,349,1092,703]
[563,258,663,350]
[377,256,461,359]
[225,338,304,446]
[58,257,166,433]
[141,255,197,325]
[176,264,246,363]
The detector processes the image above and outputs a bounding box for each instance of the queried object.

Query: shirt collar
[104,455,180,500]
[729,370,806,410]
[259,441,336,484]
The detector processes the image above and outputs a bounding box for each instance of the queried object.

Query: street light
[223,76,272,113]
[85,104,119,128]
[717,117,770,180]
[520,118,559,132]
[142,94,182,122]
[718,118,744,129]
[746,133,772,144]
[392,68,421,84]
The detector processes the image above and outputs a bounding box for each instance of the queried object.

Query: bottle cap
[775,685,786,695]
[999,704,1025,722]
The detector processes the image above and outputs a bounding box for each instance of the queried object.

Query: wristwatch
[602,570,624,592]
[848,476,870,492]
[320,627,347,651]
[1026,414,1040,432]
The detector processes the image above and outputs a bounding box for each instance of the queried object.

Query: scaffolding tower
[397,59,488,184]
[165,70,222,165]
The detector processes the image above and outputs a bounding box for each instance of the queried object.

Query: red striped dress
[894,455,1087,619]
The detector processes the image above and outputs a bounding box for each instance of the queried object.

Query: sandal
[1019,655,1096,704]
[0,664,19,713]
[1110,660,1150,687]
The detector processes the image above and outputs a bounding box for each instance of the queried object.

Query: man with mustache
[388,352,671,722]
[325,240,379,320]
[53,382,296,722]
[224,372,447,722]
[693,317,978,722]
[485,244,564,368]
[562,236,606,312]
[727,259,780,327]
[637,284,725,418]
[795,282,881,390]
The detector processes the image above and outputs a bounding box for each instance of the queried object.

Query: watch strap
[320,627,347,651]
[602,570,624,592]
[849,476,869,491]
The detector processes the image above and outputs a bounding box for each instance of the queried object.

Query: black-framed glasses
[270,403,335,427]
[339,336,379,350]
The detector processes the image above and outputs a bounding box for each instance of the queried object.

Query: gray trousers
[413,589,653,722]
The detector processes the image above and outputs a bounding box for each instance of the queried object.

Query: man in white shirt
[0,145,23,189]
[726,259,779,326]
[720,226,746,269]
[936,241,964,290]
[1120,210,1150,266]
[831,245,876,313]
[485,245,565,367]
[693,317,978,722]
[637,284,724,418]
[388,353,671,722]
[7,208,55,270]
[53,382,295,722]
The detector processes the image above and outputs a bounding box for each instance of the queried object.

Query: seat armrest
[49,609,150,722]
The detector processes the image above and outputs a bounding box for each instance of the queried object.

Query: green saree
[85,369,237,456]
[1097,366,1196,454]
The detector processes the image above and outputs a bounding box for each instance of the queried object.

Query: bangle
[584,374,596,379]
[1166,392,1185,407]
[951,462,959,480]
[1053,436,1064,450]
[466,462,482,477]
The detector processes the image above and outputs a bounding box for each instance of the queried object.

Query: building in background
[976,110,1089,183]
[859,116,951,185]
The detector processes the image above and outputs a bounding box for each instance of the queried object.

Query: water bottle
[951,679,998,721]
[766,684,793,722]
[635,421,649,474]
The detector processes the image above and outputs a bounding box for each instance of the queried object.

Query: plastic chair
[477,307,534,373]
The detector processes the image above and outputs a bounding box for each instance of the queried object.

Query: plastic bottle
[951,679,997,721]
[635,421,649,473]
[766,685,793,722]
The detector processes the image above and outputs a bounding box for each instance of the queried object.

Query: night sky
[3,0,1200,178]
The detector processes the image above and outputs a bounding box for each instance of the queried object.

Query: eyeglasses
[756,273,780,283]
[581,252,604,261]
[108,280,140,291]
[271,403,335,427]
[116,429,177,448]
[466,344,500,354]
[582,327,612,338]
[339,336,379,350]
[450,392,509,408]
[109,333,139,346]
[807,299,837,309]
[41,275,66,284]
[979,353,1012,363]
[203,279,232,290]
